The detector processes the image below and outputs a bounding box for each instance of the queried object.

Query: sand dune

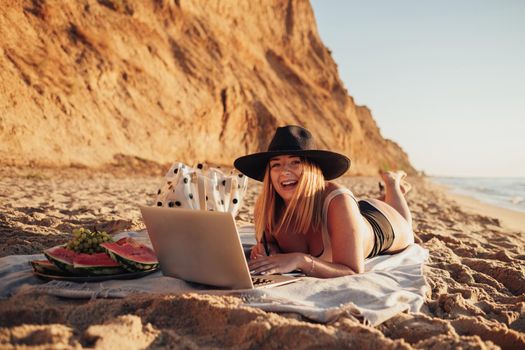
[1,166,523,349]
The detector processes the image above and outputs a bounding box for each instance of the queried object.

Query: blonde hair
[254,158,326,243]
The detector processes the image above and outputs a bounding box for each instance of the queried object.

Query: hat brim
[234,150,350,182]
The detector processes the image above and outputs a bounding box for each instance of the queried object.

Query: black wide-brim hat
[234,125,350,182]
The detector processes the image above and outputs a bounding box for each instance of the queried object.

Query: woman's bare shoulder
[323,182,357,207]
[324,181,349,193]
[321,182,352,206]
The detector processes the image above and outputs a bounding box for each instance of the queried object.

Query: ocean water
[431,177,525,213]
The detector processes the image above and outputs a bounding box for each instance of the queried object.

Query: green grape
[67,226,116,254]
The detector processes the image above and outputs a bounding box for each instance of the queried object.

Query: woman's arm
[248,252,357,277]
[326,191,367,274]
[248,193,368,277]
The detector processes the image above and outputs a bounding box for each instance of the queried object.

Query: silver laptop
[140,206,299,289]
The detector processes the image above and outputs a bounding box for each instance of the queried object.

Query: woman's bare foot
[400,180,412,195]
[380,170,411,195]
[378,170,413,225]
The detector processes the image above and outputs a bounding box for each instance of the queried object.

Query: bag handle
[197,174,207,210]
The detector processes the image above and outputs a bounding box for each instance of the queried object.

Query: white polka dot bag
[155,162,248,217]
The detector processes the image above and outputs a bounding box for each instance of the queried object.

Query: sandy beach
[1,166,523,349]
[1,0,523,348]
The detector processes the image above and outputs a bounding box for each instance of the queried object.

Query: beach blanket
[0,228,429,326]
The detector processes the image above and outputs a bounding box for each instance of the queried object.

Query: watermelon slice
[73,253,125,275]
[30,259,66,275]
[44,245,78,272]
[101,237,158,272]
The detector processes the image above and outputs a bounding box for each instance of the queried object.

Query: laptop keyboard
[251,276,273,286]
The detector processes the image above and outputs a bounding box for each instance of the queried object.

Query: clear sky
[311,0,525,177]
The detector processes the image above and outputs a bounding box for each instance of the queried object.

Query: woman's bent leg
[365,171,415,253]
[380,171,413,228]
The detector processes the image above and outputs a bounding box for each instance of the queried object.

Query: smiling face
[269,155,303,205]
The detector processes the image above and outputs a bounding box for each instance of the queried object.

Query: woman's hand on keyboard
[248,253,303,275]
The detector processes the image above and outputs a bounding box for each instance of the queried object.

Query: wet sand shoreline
[428,180,525,234]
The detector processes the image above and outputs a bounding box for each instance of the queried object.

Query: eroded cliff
[0,0,414,175]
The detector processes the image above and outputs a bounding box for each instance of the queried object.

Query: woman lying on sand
[234,125,414,278]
